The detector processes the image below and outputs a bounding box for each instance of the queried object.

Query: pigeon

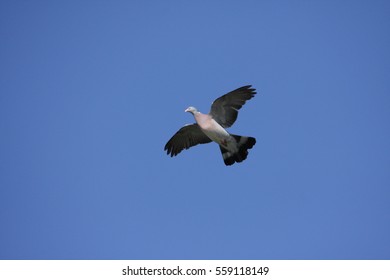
[164,85,257,166]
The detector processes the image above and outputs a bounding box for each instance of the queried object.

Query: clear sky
[1,0,389,260]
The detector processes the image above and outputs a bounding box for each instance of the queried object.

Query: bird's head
[184,106,198,115]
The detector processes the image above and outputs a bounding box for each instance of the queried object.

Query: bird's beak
[184,108,189,112]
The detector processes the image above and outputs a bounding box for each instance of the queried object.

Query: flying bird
[164,85,257,166]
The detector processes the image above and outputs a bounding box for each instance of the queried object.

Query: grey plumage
[219,135,256,166]
[164,124,212,157]
[164,85,257,166]
[210,85,256,128]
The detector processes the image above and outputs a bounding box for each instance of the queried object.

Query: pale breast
[196,115,230,144]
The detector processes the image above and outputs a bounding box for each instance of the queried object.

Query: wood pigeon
[164,85,257,166]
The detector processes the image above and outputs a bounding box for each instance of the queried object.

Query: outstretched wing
[209,85,256,128]
[164,124,212,157]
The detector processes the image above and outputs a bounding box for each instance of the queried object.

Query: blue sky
[1,0,389,259]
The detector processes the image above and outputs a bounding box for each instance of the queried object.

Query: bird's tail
[220,135,256,166]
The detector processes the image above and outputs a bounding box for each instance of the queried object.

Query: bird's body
[191,109,229,144]
[165,85,257,166]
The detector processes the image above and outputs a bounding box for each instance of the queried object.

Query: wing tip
[238,85,257,95]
